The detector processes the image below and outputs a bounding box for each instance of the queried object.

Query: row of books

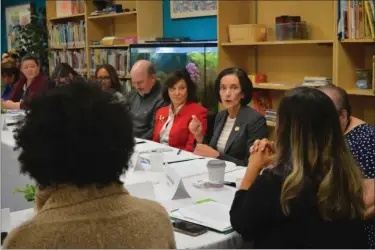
[337,0,375,39]
[50,50,87,76]
[265,109,277,123]
[49,21,86,48]
[90,49,129,78]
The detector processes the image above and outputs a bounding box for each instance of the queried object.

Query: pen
[177,149,182,155]
[166,158,205,165]
[136,141,146,144]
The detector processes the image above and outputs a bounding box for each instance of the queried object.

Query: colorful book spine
[49,21,86,48]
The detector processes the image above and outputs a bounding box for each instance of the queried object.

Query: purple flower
[186,63,200,84]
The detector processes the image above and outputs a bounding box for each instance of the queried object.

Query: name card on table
[1,117,8,131]
[150,153,164,172]
[164,166,191,200]
[133,152,147,171]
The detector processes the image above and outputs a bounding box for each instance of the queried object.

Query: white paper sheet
[171,202,232,232]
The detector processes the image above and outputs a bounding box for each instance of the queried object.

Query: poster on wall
[170,0,217,19]
[5,3,32,51]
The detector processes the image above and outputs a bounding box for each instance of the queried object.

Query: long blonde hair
[274,87,364,221]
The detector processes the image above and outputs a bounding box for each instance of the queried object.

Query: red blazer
[10,73,48,108]
[153,102,207,152]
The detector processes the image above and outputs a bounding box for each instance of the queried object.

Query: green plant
[13,184,37,202]
[13,5,49,74]
[187,52,219,113]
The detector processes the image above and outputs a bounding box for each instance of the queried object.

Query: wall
[163,0,217,41]
[1,0,217,53]
[1,0,46,54]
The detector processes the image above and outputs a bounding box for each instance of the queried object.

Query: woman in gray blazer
[189,67,268,166]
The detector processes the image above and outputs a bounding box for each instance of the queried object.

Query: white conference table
[1,115,246,249]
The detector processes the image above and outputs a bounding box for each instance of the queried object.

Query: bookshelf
[46,0,163,79]
[218,0,375,127]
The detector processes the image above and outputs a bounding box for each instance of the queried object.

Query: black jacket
[230,169,369,249]
[209,106,268,166]
[126,81,165,139]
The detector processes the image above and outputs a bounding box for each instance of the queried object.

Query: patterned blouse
[346,123,375,249]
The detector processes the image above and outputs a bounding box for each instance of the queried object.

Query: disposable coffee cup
[206,160,226,188]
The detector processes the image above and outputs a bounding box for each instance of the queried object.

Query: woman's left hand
[248,147,275,171]
[194,144,220,158]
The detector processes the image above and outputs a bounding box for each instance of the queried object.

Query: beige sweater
[3,184,176,249]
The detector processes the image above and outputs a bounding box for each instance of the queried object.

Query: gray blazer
[209,106,268,166]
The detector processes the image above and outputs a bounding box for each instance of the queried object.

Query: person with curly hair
[2,80,176,249]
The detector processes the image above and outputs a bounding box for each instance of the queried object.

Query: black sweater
[230,170,369,249]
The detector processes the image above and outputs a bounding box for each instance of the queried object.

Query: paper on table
[224,167,246,182]
[125,181,156,200]
[171,202,232,232]
[170,158,238,178]
[140,148,202,164]
[1,208,10,232]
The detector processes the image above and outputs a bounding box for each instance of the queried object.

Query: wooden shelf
[46,1,163,79]
[341,39,375,43]
[218,1,375,127]
[253,82,300,90]
[50,46,85,50]
[346,89,375,96]
[119,75,131,79]
[48,13,85,22]
[88,11,137,20]
[266,121,276,127]
[221,40,334,46]
[90,45,129,49]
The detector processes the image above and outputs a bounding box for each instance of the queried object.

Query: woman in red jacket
[152,69,207,152]
[1,55,48,110]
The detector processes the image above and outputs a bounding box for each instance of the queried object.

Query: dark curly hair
[14,80,135,187]
[162,69,198,104]
[214,67,253,106]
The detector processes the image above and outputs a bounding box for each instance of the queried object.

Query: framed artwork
[5,3,32,51]
[170,0,217,19]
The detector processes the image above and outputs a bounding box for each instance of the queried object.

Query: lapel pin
[159,115,165,121]
[234,126,240,131]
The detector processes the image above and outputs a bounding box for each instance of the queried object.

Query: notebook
[170,201,233,233]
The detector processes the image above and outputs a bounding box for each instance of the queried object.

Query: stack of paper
[170,201,232,233]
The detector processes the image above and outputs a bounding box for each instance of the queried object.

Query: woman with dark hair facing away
[52,63,79,86]
[1,61,20,100]
[231,87,368,248]
[1,55,48,109]
[153,68,207,152]
[2,80,176,249]
[189,67,268,166]
[95,64,124,101]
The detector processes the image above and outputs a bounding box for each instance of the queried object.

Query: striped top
[216,117,236,153]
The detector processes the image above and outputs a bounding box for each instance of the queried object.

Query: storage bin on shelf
[228,24,267,43]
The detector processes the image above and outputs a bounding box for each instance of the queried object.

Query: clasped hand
[248,138,276,170]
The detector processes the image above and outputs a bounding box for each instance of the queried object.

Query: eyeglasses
[96,76,111,83]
